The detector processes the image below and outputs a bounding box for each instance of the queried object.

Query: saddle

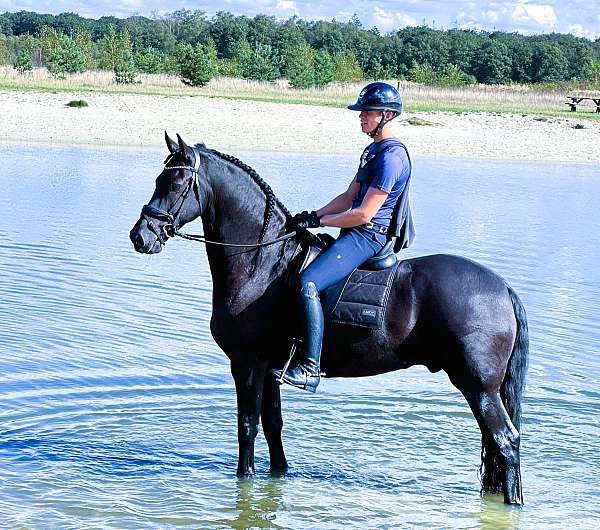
[289,232,401,330]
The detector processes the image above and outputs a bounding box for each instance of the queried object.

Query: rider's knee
[300,279,319,298]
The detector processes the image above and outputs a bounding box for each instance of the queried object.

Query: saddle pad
[326,261,400,330]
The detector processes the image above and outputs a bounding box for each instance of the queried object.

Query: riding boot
[272,281,323,393]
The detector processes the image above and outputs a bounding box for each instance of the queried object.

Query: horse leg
[465,391,523,505]
[261,376,288,474]
[231,359,267,477]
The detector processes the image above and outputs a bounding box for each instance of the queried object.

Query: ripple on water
[0,147,599,528]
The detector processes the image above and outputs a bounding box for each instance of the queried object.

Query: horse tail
[501,285,529,432]
[480,284,529,493]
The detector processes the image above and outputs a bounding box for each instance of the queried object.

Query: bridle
[140,145,297,249]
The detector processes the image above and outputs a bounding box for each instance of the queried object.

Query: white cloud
[275,0,297,12]
[511,3,557,28]
[371,6,417,33]
[567,23,600,40]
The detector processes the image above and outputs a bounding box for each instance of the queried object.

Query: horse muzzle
[130,218,166,254]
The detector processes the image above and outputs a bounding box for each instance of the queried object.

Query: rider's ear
[165,131,178,154]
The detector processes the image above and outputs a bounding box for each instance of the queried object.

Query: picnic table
[565,96,600,113]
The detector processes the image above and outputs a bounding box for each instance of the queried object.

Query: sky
[0,0,599,40]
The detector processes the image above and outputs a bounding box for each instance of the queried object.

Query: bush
[217,57,242,77]
[314,49,334,87]
[409,63,436,85]
[134,47,164,74]
[48,35,86,77]
[66,99,88,107]
[287,41,315,88]
[177,41,217,86]
[332,52,363,82]
[240,43,281,81]
[114,52,137,84]
[13,50,33,74]
[409,62,473,86]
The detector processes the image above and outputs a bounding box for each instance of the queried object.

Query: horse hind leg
[467,391,523,505]
[261,377,288,473]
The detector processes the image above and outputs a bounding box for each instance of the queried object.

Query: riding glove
[290,210,321,229]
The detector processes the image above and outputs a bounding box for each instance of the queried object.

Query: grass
[1,66,599,121]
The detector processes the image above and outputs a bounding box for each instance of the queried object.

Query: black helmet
[347,82,403,114]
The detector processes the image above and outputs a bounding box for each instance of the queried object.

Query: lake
[0,143,599,529]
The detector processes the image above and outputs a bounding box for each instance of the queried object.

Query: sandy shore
[1,90,599,163]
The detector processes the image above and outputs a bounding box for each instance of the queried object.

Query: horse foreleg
[466,391,523,505]
[261,376,288,473]
[231,359,267,477]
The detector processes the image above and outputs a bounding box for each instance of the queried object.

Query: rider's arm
[320,187,388,228]
[315,179,360,217]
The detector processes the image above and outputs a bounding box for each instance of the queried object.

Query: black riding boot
[272,281,323,393]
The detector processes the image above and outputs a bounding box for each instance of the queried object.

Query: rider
[272,82,414,393]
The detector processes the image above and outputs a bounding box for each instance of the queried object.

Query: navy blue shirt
[352,139,411,228]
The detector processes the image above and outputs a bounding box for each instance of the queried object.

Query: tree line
[1,9,599,87]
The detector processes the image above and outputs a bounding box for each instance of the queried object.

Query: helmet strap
[368,111,397,138]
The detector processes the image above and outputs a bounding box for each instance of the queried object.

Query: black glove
[289,210,321,230]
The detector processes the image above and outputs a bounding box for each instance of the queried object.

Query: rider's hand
[288,210,321,230]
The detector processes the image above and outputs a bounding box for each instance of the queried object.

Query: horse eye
[169,182,184,192]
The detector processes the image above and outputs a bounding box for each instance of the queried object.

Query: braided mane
[206,147,293,244]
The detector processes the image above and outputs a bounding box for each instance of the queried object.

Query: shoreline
[2,90,599,163]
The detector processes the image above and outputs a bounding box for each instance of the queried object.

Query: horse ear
[165,131,178,154]
[176,133,189,154]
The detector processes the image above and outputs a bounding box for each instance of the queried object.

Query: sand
[1,90,599,163]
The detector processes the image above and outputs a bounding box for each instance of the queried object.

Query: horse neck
[201,154,293,306]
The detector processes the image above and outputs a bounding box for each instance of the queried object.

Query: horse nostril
[135,234,145,250]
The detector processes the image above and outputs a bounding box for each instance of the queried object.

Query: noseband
[141,146,202,244]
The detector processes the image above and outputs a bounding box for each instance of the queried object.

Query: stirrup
[274,337,302,385]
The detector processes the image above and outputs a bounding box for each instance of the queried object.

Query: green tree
[409,63,436,84]
[217,57,242,77]
[13,49,33,73]
[134,47,164,73]
[529,42,568,82]
[73,27,94,68]
[276,20,306,74]
[166,9,209,45]
[99,24,123,69]
[332,51,363,82]
[584,59,600,83]
[247,14,278,47]
[210,11,250,59]
[114,50,136,83]
[287,41,315,88]
[314,49,334,86]
[39,25,62,64]
[177,40,217,86]
[472,40,512,84]
[47,34,86,76]
[234,40,280,81]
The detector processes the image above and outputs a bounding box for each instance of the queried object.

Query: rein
[141,145,296,249]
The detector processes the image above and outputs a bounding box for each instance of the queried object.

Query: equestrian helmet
[347,82,403,114]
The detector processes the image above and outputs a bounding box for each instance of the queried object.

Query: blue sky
[1,0,599,40]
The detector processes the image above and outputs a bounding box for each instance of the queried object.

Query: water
[1,143,599,529]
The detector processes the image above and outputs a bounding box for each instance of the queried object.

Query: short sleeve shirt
[351,139,411,228]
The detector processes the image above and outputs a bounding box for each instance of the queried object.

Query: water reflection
[477,495,522,530]
[217,478,285,529]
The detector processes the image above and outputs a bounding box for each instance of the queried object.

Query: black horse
[130,133,529,505]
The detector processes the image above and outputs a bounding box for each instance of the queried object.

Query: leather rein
[141,145,297,249]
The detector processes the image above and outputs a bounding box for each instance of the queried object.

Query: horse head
[130,132,207,254]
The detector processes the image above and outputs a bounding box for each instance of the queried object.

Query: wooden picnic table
[565,96,600,113]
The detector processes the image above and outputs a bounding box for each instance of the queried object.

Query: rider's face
[359,110,383,134]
